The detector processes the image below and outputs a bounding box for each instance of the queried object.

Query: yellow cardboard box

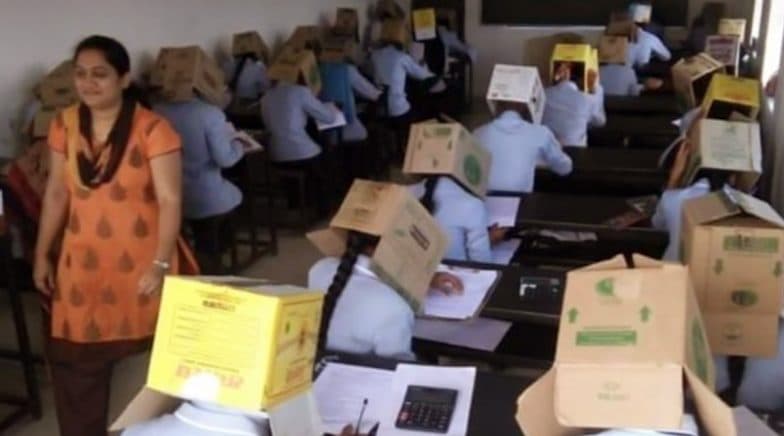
[157,46,226,107]
[682,190,784,357]
[268,49,322,95]
[403,122,492,198]
[37,61,78,107]
[413,8,437,41]
[144,276,323,410]
[719,18,747,39]
[550,44,595,93]
[307,180,448,313]
[701,73,761,121]
[232,31,270,63]
[516,255,736,435]
[671,53,726,108]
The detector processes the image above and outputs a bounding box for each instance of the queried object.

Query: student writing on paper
[627,3,672,68]
[474,100,572,193]
[309,231,463,359]
[33,35,197,436]
[152,58,246,275]
[598,35,663,97]
[543,60,606,147]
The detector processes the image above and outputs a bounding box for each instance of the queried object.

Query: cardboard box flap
[232,31,269,62]
[719,19,747,38]
[516,370,578,436]
[306,227,349,257]
[287,26,322,50]
[268,49,321,94]
[725,188,784,227]
[109,388,181,432]
[575,254,629,272]
[334,8,359,37]
[329,180,402,236]
[684,369,737,436]
[380,19,409,45]
[683,191,743,226]
[689,119,762,181]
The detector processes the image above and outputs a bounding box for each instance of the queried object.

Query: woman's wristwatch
[153,259,171,272]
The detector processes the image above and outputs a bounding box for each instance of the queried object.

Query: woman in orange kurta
[33,36,187,436]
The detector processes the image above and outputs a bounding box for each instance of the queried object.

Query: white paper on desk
[414,318,511,351]
[317,103,348,131]
[268,391,323,436]
[235,130,264,154]
[313,363,394,434]
[492,239,521,265]
[484,197,520,228]
[380,365,476,436]
[424,268,499,320]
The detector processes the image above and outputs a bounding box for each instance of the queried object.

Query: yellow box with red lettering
[701,73,761,121]
[550,44,595,93]
[146,276,324,410]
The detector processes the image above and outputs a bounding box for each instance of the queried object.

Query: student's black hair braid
[318,231,379,351]
[420,176,440,214]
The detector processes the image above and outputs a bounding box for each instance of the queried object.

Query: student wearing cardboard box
[223,32,271,102]
[151,47,250,275]
[474,64,573,193]
[542,44,607,147]
[598,35,663,96]
[627,3,672,68]
[33,35,198,436]
[308,180,462,359]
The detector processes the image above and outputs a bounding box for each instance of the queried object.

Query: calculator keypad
[397,400,452,433]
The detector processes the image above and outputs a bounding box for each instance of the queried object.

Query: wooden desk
[536,147,665,196]
[605,94,681,116]
[589,114,679,149]
[320,353,533,436]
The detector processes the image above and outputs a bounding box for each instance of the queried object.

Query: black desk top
[562,147,663,172]
[600,114,680,137]
[319,353,532,436]
[605,95,681,116]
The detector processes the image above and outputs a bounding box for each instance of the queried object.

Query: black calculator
[395,385,458,434]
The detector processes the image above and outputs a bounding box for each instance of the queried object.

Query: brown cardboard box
[319,36,358,63]
[403,122,492,198]
[606,13,638,43]
[599,35,629,65]
[286,26,323,51]
[268,49,321,95]
[671,53,726,108]
[701,73,761,121]
[149,47,175,88]
[516,255,736,435]
[719,18,747,39]
[232,31,270,63]
[32,105,62,139]
[379,19,410,46]
[376,0,405,19]
[705,35,741,74]
[157,46,226,107]
[37,61,78,107]
[307,180,448,313]
[334,8,359,38]
[680,118,762,191]
[682,189,784,357]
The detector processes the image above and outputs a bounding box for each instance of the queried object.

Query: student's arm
[402,54,435,81]
[205,108,244,168]
[651,195,669,230]
[466,205,493,262]
[373,314,414,359]
[588,85,607,127]
[348,65,382,101]
[301,88,338,124]
[628,68,644,96]
[650,35,672,62]
[439,27,477,62]
[541,131,573,176]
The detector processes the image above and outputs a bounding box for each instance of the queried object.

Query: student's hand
[33,255,55,297]
[338,425,368,436]
[489,224,510,245]
[587,69,599,92]
[666,140,692,189]
[644,78,664,91]
[430,272,464,296]
[138,264,166,296]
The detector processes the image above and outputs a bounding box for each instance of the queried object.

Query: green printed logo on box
[576,330,637,346]
[723,236,780,254]
[730,290,759,307]
[595,278,615,297]
[691,320,710,384]
[463,155,482,187]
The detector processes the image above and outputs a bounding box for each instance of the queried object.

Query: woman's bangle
[153,259,171,272]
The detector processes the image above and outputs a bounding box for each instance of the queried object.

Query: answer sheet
[484,196,521,228]
[424,268,499,320]
[414,317,511,351]
[316,103,348,131]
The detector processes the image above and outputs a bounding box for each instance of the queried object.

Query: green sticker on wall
[463,155,482,186]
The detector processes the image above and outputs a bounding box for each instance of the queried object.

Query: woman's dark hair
[73,35,140,187]
[318,231,380,351]
[420,176,440,214]
[494,101,533,122]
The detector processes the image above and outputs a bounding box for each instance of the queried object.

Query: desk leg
[1,236,42,420]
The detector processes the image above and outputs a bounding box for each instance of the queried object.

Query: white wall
[0,0,369,156]
[461,0,755,98]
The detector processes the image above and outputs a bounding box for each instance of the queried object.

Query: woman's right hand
[33,256,55,296]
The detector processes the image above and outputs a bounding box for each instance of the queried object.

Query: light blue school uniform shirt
[370,45,434,117]
[678,107,702,136]
[600,64,644,97]
[542,81,606,147]
[308,255,415,359]
[343,64,382,142]
[260,83,337,162]
[153,99,244,220]
[122,402,269,436]
[473,111,573,193]
[651,178,711,262]
[438,26,478,63]
[629,28,672,67]
[222,58,269,101]
[411,177,493,262]
[715,321,784,411]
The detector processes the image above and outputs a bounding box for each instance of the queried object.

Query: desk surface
[563,147,663,172]
[600,114,680,137]
[605,95,681,116]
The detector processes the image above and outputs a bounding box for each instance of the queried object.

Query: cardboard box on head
[37,61,78,107]
[232,31,270,63]
[412,8,437,41]
[516,255,737,436]
[380,19,410,46]
[377,0,405,20]
[706,35,742,75]
[629,3,653,24]
[606,12,638,43]
[334,8,359,39]
[486,64,546,124]
[319,36,358,64]
[671,53,726,109]
[148,47,175,89]
[599,35,630,65]
[403,122,492,198]
[268,49,322,95]
[307,180,448,313]
[702,73,760,121]
[682,189,784,358]
[550,44,595,93]
[719,18,747,39]
[286,26,323,52]
[680,118,762,191]
[157,46,226,107]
